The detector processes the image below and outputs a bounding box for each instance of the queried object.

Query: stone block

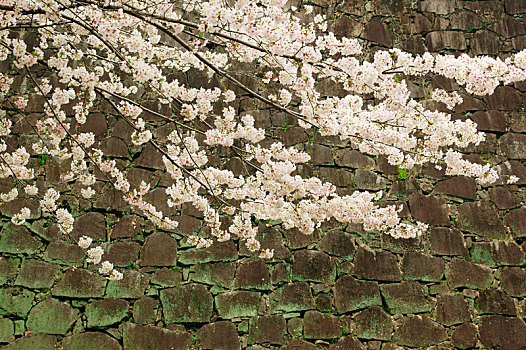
[0,288,34,317]
[139,232,177,267]
[71,212,106,241]
[499,133,526,159]
[234,259,271,290]
[192,262,236,288]
[333,275,381,313]
[426,31,466,51]
[433,176,476,200]
[122,323,192,350]
[15,259,58,289]
[475,288,516,316]
[352,306,393,341]
[133,296,158,324]
[52,269,106,298]
[292,250,336,283]
[178,241,238,264]
[451,323,477,350]
[26,298,78,335]
[504,208,526,238]
[270,282,315,314]
[304,311,340,340]
[105,270,149,298]
[0,318,14,343]
[318,231,356,259]
[489,186,519,210]
[86,298,129,328]
[479,316,526,349]
[160,284,213,323]
[215,291,259,319]
[59,333,121,350]
[197,321,240,350]
[408,194,450,226]
[435,294,470,326]
[354,169,386,190]
[456,200,506,239]
[393,315,447,348]
[445,258,493,289]
[44,241,85,265]
[429,228,467,256]
[1,334,57,350]
[0,223,42,255]
[500,267,526,297]
[248,315,287,345]
[353,247,401,282]
[402,252,444,282]
[381,281,429,314]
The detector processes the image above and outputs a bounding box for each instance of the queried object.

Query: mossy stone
[26,298,78,335]
[0,287,35,317]
[0,224,42,255]
[85,298,128,328]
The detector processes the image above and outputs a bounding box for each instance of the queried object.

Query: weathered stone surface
[446,258,493,289]
[122,323,192,350]
[402,252,444,282]
[471,30,500,54]
[192,262,236,288]
[0,223,42,255]
[328,335,366,350]
[248,315,287,345]
[354,169,386,190]
[234,259,271,290]
[111,215,143,238]
[215,291,259,319]
[2,334,57,350]
[318,231,355,259]
[456,200,506,238]
[160,284,213,323]
[71,212,106,241]
[270,282,315,314]
[393,315,447,348]
[133,296,157,324]
[490,186,519,209]
[334,149,375,169]
[381,281,429,314]
[139,232,177,267]
[52,268,106,298]
[197,321,240,350]
[451,323,477,350]
[353,247,401,282]
[418,0,455,14]
[44,241,85,265]
[86,298,128,328]
[429,228,467,256]
[150,268,182,287]
[0,288,34,317]
[471,110,507,132]
[426,31,466,51]
[435,294,470,326]
[94,187,130,212]
[283,228,318,249]
[99,137,128,157]
[105,270,150,298]
[471,241,524,266]
[292,250,336,283]
[281,339,317,350]
[504,208,526,238]
[26,298,78,335]
[433,177,477,200]
[476,288,516,316]
[499,133,526,159]
[14,259,58,289]
[105,241,140,267]
[178,241,238,264]
[0,257,19,285]
[479,316,526,349]
[303,311,340,340]
[500,267,526,297]
[364,17,394,46]
[59,332,121,350]
[408,194,450,226]
[307,144,333,164]
[134,144,164,169]
[353,306,393,341]
[333,275,381,313]
[0,318,14,343]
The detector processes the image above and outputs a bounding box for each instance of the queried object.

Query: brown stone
[133,296,158,324]
[365,17,395,47]
[238,227,291,260]
[71,212,106,241]
[451,323,477,349]
[354,169,386,190]
[499,133,526,159]
[353,306,393,341]
[489,186,519,210]
[446,258,493,289]
[139,232,177,267]
[504,208,526,238]
[394,315,447,348]
[59,332,121,350]
[270,282,315,314]
[491,15,526,37]
[98,137,129,158]
[304,311,340,340]
[106,270,150,298]
[418,0,456,14]
[234,259,271,290]
[426,31,466,51]
[215,291,259,319]
[292,250,336,283]
[500,267,526,297]
[353,247,401,282]
[380,281,429,314]
[160,284,213,323]
[408,194,450,226]
[433,176,477,200]
[471,30,501,54]
[197,321,240,350]
[44,241,85,265]
[476,288,516,316]
[318,231,356,259]
[178,241,238,264]
[328,336,366,350]
[505,0,526,14]
[479,316,526,349]
[282,339,317,350]
[486,86,523,110]
[306,144,333,164]
[111,215,143,238]
[135,143,164,169]
[79,113,108,136]
[283,228,318,249]
[52,268,106,298]
[456,200,506,238]
[334,149,375,169]
[248,315,287,345]
[435,294,470,326]
[105,241,140,266]
[402,252,444,282]
[122,323,192,350]
[333,275,382,313]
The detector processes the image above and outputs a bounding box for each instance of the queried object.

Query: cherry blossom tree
[0,0,525,278]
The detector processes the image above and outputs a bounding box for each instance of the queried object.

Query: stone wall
[2,0,526,349]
